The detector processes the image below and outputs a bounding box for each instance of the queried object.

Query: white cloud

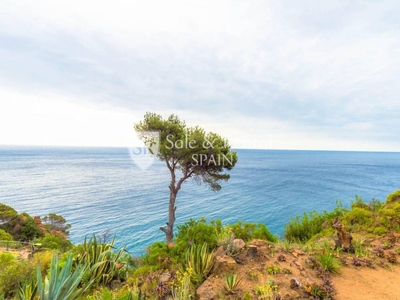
[0,0,399,150]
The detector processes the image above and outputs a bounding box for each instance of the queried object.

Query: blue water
[0,146,399,256]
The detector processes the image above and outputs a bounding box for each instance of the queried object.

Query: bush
[35,233,72,251]
[386,190,400,203]
[174,218,218,258]
[229,222,277,242]
[0,229,13,241]
[3,213,44,241]
[317,252,341,274]
[284,202,346,242]
[373,227,387,236]
[143,241,176,266]
[0,257,35,298]
[344,207,373,226]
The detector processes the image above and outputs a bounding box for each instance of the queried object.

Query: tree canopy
[0,203,18,225]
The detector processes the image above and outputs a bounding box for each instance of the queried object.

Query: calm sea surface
[0,146,399,255]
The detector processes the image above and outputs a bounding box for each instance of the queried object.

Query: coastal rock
[233,238,246,251]
[214,245,225,257]
[332,217,354,253]
[196,279,218,300]
[213,255,237,274]
[249,239,270,252]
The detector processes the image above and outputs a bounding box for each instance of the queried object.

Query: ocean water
[0,146,399,256]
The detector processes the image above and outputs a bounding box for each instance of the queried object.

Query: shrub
[386,190,400,203]
[0,229,13,241]
[4,213,43,241]
[344,207,373,226]
[373,227,387,236]
[0,257,35,298]
[174,218,218,258]
[143,241,176,267]
[35,233,72,251]
[284,201,346,243]
[228,222,276,242]
[351,195,370,210]
[266,265,280,275]
[317,252,341,274]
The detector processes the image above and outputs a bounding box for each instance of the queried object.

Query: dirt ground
[333,264,400,300]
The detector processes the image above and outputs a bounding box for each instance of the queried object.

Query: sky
[0,0,399,151]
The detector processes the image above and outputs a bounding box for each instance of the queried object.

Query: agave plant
[36,254,93,300]
[75,236,127,286]
[183,243,214,285]
[18,280,37,300]
[223,273,241,294]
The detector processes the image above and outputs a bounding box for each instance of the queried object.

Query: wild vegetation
[0,189,399,299]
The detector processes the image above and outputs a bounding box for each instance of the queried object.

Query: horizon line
[1,144,399,154]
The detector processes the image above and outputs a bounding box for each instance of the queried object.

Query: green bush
[344,207,373,226]
[351,195,370,210]
[143,241,177,266]
[174,218,218,257]
[3,213,44,241]
[386,190,400,203]
[0,258,35,298]
[0,229,13,241]
[284,202,346,242]
[373,227,387,236]
[34,233,72,251]
[229,222,277,242]
[317,252,341,274]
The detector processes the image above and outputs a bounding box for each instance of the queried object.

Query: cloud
[0,0,399,150]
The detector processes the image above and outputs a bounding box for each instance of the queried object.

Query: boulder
[196,279,218,300]
[213,255,237,274]
[233,239,246,251]
[332,217,354,253]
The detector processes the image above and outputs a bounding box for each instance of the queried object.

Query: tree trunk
[160,165,178,243]
[160,190,177,244]
[161,161,190,243]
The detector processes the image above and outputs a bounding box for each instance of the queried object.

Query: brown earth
[333,265,400,300]
[196,237,400,300]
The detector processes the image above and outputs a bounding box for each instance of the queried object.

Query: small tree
[42,213,71,236]
[135,112,238,243]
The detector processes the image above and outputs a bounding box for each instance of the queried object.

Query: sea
[0,146,399,256]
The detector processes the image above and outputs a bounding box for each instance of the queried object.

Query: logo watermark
[128,130,272,170]
[127,131,160,170]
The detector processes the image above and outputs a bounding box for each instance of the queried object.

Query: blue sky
[0,1,399,150]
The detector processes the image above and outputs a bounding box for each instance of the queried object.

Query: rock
[214,245,225,258]
[159,272,171,283]
[332,217,354,253]
[249,239,270,252]
[233,239,246,251]
[213,255,237,274]
[293,260,304,271]
[290,277,301,289]
[247,245,258,258]
[111,279,122,289]
[291,250,305,258]
[196,279,218,300]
